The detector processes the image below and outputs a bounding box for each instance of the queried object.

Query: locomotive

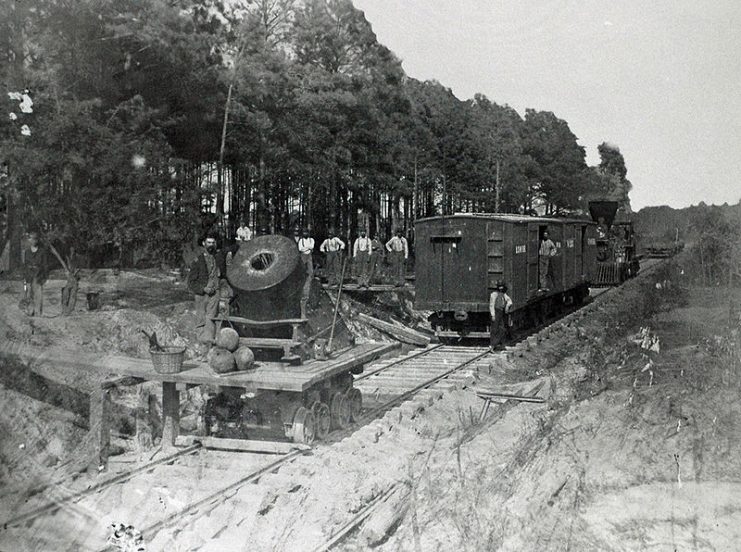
[588,201,640,286]
[414,213,598,339]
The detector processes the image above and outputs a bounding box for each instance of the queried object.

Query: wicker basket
[149,346,186,374]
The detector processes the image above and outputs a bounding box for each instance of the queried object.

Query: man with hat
[489,280,513,352]
[187,232,223,349]
[353,228,372,288]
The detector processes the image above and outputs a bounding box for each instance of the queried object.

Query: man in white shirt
[297,228,315,277]
[320,229,345,287]
[353,229,372,288]
[385,230,408,287]
[236,218,252,243]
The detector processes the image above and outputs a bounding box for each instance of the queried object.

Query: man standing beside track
[320,229,345,287]
[22,231,48,317]
[489,280,513,351]
[385,230,408,287]
[539,230,558,291]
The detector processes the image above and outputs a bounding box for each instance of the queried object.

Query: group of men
[187,223,410,348]
[308,228,408,289]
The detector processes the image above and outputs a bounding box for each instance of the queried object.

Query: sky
[352,0,741,210]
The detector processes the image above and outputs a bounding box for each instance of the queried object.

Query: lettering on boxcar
[515,244,526,254]
[566,239,574,248]
[588,238,596,245]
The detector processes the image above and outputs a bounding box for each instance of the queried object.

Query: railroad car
[201,234,394,445]
[414,213,597,339]
[588,201,640,285]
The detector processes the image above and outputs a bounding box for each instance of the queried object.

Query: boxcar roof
[416,213,595,225]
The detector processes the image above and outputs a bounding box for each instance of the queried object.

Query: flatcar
[414,213,597,339]
[201,234,394,445]
[588,201,640,286]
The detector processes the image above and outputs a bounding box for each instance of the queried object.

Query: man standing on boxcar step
[539,230,558,291]
[320,228,345,287]
[188,232,221,350]
[297,228,315,277]
[386,230,408,287]
[489,280,513,352]
[23,231,49,317]
[353,229,372,288]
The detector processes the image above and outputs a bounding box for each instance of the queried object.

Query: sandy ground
[2,258,740,551]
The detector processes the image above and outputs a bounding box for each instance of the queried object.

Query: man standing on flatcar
[188,232,222,349]
[539,230,558,291]
[353,229,372,288]
[368,234,385,286]
[297,228,315,277]
[489,281,513,352]
[385,230,408,287]
[320,228,345,287]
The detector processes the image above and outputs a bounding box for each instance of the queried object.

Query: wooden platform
[0,341,399,468]
[1,341,398,393]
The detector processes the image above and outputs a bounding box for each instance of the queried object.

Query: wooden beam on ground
[175,435,309,454]
[213,316,308,327]
[356,313,430,347]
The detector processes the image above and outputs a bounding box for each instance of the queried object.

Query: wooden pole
[328,256,348,354]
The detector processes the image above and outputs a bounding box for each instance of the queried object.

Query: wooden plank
[214,316,308,327]
[356,313,430,346]
[238,337,300,349]
[175,435,309,454]
[89,387,111,470]
[161,382,180,448]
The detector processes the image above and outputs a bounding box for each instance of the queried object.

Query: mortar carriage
[414,213,598,339]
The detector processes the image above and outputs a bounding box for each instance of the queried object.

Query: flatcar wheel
[311,401,331,440]
[330,392,351,429]
[345,388,362,422]
[292,406,316,445]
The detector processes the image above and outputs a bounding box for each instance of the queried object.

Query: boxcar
[414,214,597,338]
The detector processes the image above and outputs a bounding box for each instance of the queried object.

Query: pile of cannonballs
[207,327,255,374]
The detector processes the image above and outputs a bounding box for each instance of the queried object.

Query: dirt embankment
[365,260,741,552]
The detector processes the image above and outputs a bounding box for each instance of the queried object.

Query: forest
[1,0,632,269]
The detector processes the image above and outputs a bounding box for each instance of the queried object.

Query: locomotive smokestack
[588,200,619,229]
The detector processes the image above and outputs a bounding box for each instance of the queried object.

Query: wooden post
[161,382,180,448]
[90,386,111,471]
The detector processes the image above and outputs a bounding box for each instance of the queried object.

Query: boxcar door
[575,225,584,281]
[563,224,575,289]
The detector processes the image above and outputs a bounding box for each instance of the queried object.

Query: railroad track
[0,342,491,551]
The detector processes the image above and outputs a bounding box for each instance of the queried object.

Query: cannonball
[215,327,240,352]
[234,346,256,371]
[207,347,236,374]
